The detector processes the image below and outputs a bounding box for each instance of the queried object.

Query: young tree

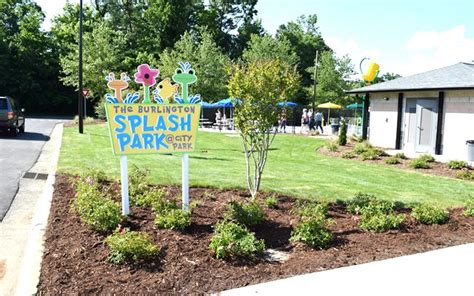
[228,59,300,199]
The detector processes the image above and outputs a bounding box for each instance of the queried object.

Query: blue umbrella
[346,103,363,110]
[277,101,298,107]
[201,101,215,108]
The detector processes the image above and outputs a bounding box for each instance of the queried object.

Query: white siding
[442,90,474,161]
[368,93,399,148]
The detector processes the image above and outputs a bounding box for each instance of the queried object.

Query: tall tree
[242,34,299,66]
[276,14,331,102]
[197,0,259,58]
[159,29,230,101]
[0,0,73,113]
[312,51,355,106]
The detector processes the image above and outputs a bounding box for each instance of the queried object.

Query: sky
[36,0,474,76]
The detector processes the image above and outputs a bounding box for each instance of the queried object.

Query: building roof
[347,62,474,94]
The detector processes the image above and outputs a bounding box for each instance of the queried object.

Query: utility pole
[312,50,319,109]
[78,0,84,134]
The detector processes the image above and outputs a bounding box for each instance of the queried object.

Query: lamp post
[78,0,84,134]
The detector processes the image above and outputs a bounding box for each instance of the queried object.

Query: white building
[348,62,474,162]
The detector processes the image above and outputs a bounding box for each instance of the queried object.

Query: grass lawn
[59,124,474,207]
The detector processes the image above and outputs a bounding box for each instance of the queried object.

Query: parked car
[0,96,25,136]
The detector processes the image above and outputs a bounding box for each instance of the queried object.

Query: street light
[78,0,84,133]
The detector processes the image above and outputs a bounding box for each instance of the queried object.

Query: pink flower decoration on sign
[134,64,159,87]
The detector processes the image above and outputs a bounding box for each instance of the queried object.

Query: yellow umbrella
[317,102,342,124]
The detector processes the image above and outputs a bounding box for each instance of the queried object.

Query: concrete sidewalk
[0,124,63,296]
[221,243,474,296]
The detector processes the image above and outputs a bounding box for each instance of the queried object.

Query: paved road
[0,118,65,221]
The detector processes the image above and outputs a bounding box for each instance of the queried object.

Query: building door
[415,99,438,153]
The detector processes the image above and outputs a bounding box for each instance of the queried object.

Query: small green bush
[359,211,405,232]
[105,228,158,264]
[325,140,338,152]
[455,171,474,180]
[224,201,266,227]
[360,149,380,161]
[153,197,179,213]
[79,168,107,184]
[265,196,278,208]
[447,160,468,170]
[338,120,347,146]
[135,188,165,207]
[342,151,356,159]
[129,165,150,206]
[385,157,400,165]
[353,142,373,154]
[464,195,474,217]
[411,204,449,225]
[290,216,333,249]
[347,193,394,215]
[394,152,407,159]
[410,158,431,169]
[209,221,265,259]
[419,154,435,163]
[73,183,122,232]
[295,201,328,219]
[155,208,191,230]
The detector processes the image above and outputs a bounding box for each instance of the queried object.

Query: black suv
[0,96,25,136]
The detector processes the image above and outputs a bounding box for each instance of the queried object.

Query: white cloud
[399,25,474,75]
[326,25,474,77]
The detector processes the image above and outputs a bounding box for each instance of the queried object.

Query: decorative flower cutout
[134,64,159,87]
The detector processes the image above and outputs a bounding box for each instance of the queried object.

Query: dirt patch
[37,174,474,295]
[317,141,473,180]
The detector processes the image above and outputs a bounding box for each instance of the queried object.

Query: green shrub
[265,196,278,208]
[338,120,347,146]
[411,204,449,225]
[419,154,435,163]
[155,208,191,230]
[209,221,265,259]
[347,193,376,215]
[353,142,373,154]
[455,171,474,180]
[78,168,107,184]
[447,160,468,170]
[153,197,179,213]
[105,228,158,264]
[129,165,150,206]
[394,152,407,159]
[464,195,474,217]
[350,135,364,143]
[295,201,328,219]
[73,183,122,232]
[410,158,431,169]
[347,193,394,215]
[94,100,107,120]
[290,216,333,249]
[224,201,265,227]
[135,188,165,207]
[359,211,405,232]
[360,149,380,161]
[325,140,338,152]
[385,157,400,165]
[342,151,356,159]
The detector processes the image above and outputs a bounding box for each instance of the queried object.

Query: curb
[14,124,63,296]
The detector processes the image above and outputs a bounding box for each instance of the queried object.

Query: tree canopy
[0,0,385,115]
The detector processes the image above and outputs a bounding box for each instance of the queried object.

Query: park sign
[104,62,201,214]
[105,103,200,155]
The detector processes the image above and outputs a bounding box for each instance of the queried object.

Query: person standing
[314,110,324,134]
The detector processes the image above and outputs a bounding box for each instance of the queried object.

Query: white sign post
[120,155,129,215]
[182,153,189,211]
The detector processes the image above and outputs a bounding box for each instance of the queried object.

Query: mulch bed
[317,141,473,180]
[37,174,474,295]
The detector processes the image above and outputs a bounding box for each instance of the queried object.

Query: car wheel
[11,124,19,136]
[19,122,25,133]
